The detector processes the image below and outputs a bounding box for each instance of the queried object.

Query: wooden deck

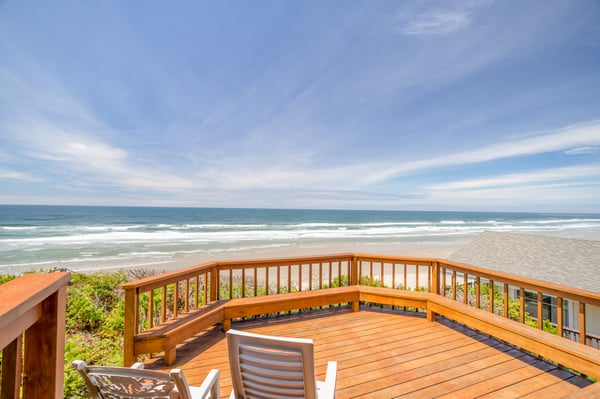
[145,307,594,398]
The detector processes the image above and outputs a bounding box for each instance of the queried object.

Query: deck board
[145,307,594,398]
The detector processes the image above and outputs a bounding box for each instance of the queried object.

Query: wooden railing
[0,272,71,399]
[437,259,600,347]
[122,253,600,374]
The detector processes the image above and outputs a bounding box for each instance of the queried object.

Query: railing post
[432,262,439,295]
[123,287,138,367]
[557,297,564,338]
[1,336,22,399]
[351,255,360,311]
[351,255,359,286]
[210,265,219,302]
[428,262,439,322]
[22,285,67,399]
[579,302,586,345]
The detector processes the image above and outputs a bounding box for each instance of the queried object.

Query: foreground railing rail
[122,253,600,373]
[0,272,71,399]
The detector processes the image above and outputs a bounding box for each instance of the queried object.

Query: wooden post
[579,302,586,345]
[351,256,359,286]
[427,309,436,322]
[431,262,439,295]
[489,280,494,314]
[519,288,525,324]
[475,277,480,309]
[451,271,457,301]
[537,292,543,330]
[503,284,509,318]
[123,287,138,367]
[22,286,67,399]
[1,336,22,399]
[464,273,468,304]
[351,256,360,310]
[210,266,219,302]
[557,297,564,338]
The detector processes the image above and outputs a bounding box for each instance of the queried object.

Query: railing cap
[0,272,71,326]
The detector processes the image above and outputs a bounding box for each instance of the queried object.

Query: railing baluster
[229,269,233,299]
[194,275,199,308]
[265,267,270,295]
[320,262,324,289]
[148,290,154,328]
[520,288,525,324]
[161,286,167,323]
[489,280,494,314]
[185,279,190,312]
[537,291,543,329]
[242,268,246,298]
[475,277,480,309]
[579,302,586,345]
[254,268,258,297]
[451,271,456,300]
[428,265,431,292]
[203,273,208,305]
[503,284,509,318]
[309,263,313,290]
[173,282,179,317]
[557,296,564,338]
[462,273,468,304]
[404,264,408,290]
[288,265,292,293]
[416,265,420,291]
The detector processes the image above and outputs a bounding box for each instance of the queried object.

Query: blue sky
[1,1,599,212]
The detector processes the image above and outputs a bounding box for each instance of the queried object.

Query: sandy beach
[67,234,600,275]
[111,239,466,275]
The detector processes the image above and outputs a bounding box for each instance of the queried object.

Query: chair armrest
[198,369,220,399]
[322,361,337,399]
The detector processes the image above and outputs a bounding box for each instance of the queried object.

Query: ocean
[1,205,600,274]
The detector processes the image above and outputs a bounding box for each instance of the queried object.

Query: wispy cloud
[402,10,472,35]
[565,146,600,155]
[0,168,41,182]
[425,165,600,191]
[399,1,493,36]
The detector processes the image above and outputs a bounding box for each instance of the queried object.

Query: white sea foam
[2,208,600,273]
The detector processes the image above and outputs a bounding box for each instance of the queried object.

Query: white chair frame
[71,360,220,399]
[227,329,337,399]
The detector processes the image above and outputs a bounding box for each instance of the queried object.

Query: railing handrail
[0,272,71,348]
[121,253,357,293]
[437,258,600,306]
[121,253,600,305]
[0,272,70,399]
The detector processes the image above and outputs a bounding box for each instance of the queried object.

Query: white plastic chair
[71,360,220,399]
[226,329,337,399]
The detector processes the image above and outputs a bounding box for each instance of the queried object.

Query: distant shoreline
[2,205,600,275]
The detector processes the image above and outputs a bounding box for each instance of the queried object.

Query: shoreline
[2,234,599,276]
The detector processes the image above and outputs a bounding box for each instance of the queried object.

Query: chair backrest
[71,360,192,399]
[227,329,318,399]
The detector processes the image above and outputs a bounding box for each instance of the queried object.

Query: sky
[1,1,600,213]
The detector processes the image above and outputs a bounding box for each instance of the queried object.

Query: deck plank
[145,307,594,399]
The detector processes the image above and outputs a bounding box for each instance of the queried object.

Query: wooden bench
[223,286,360,331]
[132,286,600,379]
[134,300,227,365]
[428,295,600,380]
